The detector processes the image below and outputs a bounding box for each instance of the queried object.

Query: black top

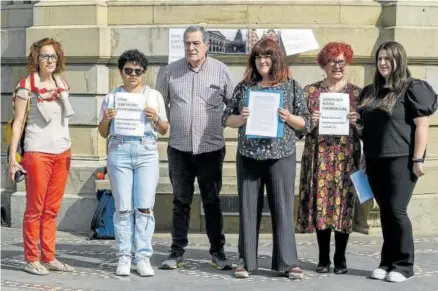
[222,79,311,160]
[358,79,437,159]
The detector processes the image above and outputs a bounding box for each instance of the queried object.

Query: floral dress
[296,81,362,234]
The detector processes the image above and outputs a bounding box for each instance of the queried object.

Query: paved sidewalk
[1,227,438,291]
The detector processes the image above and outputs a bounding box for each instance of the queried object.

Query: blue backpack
[89,190,116,239]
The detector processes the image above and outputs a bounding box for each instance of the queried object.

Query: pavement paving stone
[1,227,438,291]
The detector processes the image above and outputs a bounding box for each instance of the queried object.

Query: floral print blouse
[222,79,311,160]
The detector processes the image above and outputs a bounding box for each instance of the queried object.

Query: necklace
[322,79,347,93]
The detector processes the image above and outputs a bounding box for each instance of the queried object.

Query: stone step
[96,176,301,195]
[14,159,108,196]
[158,162,239,177]
[115,159,438,195]
[157,127,240,140]
[96,177,299,195]
[8,154,438,197]
[155,140,306,162]
[9,189,438,235]
[10,192,97,232]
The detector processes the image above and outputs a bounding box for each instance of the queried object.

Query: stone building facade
[1,0,437,233]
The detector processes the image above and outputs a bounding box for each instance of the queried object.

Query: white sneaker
[370,268,388,280]
[116,256,131,276]
[386,271,412,283]
[137,258,154,277]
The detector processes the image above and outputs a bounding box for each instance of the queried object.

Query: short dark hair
[117,49,149,71]
[184,26,209,43]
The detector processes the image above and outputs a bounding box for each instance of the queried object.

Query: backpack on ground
[89,189,116,240]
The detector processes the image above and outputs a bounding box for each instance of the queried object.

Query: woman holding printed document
[223,38,310,279]
[357,41,437,283]
[98,49,169,277]
[296,42,362,275]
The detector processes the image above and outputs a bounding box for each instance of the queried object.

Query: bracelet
[355,118,364,129]
[152,116,161,127]
[412,158,424,163]
[355,123,364,130]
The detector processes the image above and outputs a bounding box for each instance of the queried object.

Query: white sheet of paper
[113,92,146,136]
[168,28,186,64]
[245,91,280,137]
[280,29,319,56]
[319,93,350,135]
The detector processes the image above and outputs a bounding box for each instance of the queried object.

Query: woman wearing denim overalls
[98,49,169,277]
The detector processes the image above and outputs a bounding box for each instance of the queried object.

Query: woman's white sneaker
[370,268,388,280]
[137,258,155,277]
[116,256,131,276]
[386,271,411,283]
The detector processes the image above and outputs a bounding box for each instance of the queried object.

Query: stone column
[388,0,438,231]
[9,0,112,231]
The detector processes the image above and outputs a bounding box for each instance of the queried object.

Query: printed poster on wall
[168,28,319,64]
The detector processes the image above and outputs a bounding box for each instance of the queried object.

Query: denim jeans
[107,135,159,262]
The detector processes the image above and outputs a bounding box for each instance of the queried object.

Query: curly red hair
[317,42,353,67]
[27,38,66,74]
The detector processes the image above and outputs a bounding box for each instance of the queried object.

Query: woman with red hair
[296,42,362,274]
[223,38,310,279]
[8,38,74,275]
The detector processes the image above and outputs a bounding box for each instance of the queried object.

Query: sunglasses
[123,68,144,76]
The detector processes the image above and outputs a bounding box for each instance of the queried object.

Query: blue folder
[245,88,284,139]
[350,170,374,204]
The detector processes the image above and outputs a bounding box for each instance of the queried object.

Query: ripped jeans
[107,135,159,262]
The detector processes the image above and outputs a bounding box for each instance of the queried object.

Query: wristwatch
[412,158,424,163]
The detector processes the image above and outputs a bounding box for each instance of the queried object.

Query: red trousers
[22,149,71,262]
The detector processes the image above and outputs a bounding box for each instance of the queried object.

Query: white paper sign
[168,28,186,64]
[319,93,350,136]
[113,92,146,136]
[246,91,281,137]
[280,29,319,56]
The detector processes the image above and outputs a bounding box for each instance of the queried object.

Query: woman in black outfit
[356,41,437,283]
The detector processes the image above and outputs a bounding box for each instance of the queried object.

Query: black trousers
[168,146,226,255]
[366,155,417,277]
[237,153,299,272]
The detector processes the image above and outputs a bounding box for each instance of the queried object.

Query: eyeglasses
[39,54,58,62]
[123,68,144,76]
[328,60,347,67]
[255,55,271,60]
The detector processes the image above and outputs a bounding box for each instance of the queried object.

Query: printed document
[319,92,350,135]
[113,92,146,136]
[246,91,282,138]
